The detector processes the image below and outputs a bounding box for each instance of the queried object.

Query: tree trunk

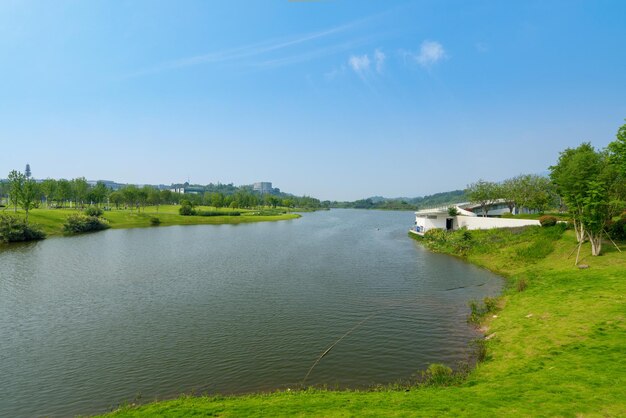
[587,231,602,256]
[573,219,585,243]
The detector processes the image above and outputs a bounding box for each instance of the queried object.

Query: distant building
[253,182,273,194]
[87,180,125,190]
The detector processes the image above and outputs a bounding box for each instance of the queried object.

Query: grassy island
[101,225,625,417]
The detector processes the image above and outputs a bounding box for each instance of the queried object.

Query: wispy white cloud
[348,54,371,74]
[415,40,446,67]
[374,49,385,73]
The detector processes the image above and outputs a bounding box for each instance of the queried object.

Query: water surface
[0,209,502,417]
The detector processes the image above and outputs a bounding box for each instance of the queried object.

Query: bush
[150,217,161,226]
[448,207,459,216]
[179,205,196,216]
[0,214,46,243]
[195,210,241,217]
[63,214,110,234]
[539,215,557,227]
[468,296,499,324]
[84,206,103,217]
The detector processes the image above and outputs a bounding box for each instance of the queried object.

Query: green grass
[102,226,625,417]
[2,205,300,237]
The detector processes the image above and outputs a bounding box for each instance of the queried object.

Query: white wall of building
[456,216,540,230]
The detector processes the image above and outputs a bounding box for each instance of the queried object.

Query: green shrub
[539,215,557,227]
[195,210,241,217]
[0,214,46,243]
[448,207,459,216]
[471,339,488,363]
[63,214,110,234]
[468,296,499,324]
[179,205,196,216]
[84,206,103,217]
[150,217,161,226]
[423,228,447,243]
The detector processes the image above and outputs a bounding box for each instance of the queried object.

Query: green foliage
[0,214,46,243]
[516,278,528,292]
[448,206,459,216]
[84,206,104,217]
[466,179,501,216]
[468,297,499,324]
[606,214,626,241]
[150,217,161,226]
[63,214,110,234]
[539,215,557,227]
[419,364,458,386]
[194,210,241,217]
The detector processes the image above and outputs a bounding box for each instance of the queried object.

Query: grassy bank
[103,226,625,417]
[2,205,300,238]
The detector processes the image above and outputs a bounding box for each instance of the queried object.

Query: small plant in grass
[468,296,499,324]
[420,363,457,386]
[150,217,161,226]
[539,215,557,227]
[471,339,488,363]
[517,278,528,292]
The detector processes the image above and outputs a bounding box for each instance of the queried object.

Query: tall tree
[20,178,38,221]
[550,143,616,256]
[7,170,25,212]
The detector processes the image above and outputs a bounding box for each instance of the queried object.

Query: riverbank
[1,205,300,238]
[101,225,625,416]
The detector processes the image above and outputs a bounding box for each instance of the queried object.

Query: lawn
[3,205,300,237]
[102,226,626,417]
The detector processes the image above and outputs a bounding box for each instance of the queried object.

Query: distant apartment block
[253,182,273,194]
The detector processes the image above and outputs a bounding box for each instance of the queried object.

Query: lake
[0,209,502,417]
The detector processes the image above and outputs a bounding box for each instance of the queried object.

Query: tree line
[0,174,327,215]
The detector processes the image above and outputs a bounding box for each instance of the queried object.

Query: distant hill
[332,189,467,210]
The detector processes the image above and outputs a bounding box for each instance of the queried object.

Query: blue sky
[1,0,625,200]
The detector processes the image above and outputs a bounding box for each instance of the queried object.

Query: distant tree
[56,179,72,208]
[466,179,500,216]
[121,185,138,210]
[8,170,25,212]
[90,181,109,207]
[160,189,173,205]
[109,191,124,209]
[210,192,224,208]
[71,177,89,208]
[20,178,38,221]
[147,188,162,211]
[40,179,57,208]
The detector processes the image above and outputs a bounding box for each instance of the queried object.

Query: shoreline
[99,225,625,416]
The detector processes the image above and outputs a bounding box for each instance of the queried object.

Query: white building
[411,204,540,235]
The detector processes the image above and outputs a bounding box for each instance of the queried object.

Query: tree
[466,179,500,216]
[40,179,57,208]
[147,188,161,212]
[608,121,626,177]
[56,179,72,208]
[20,178,38,221]
[71,177,89,208]
[90,181,109,207]
[7,170,24,212]
[550,143,617,256]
